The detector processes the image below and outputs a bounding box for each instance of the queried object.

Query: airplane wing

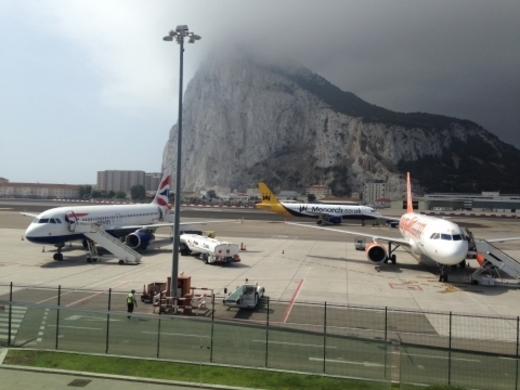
[115,219,239,230]
[285,222,410,246]
[20,212,39,218]
[485,236,520,243]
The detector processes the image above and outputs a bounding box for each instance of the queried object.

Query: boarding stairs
[83,224,142,265]
[467,230,520,282]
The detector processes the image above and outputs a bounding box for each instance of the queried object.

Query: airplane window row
[80,212,158,221]
[33,212,159,224]
[36,218,62,224]
[429,233,463,241]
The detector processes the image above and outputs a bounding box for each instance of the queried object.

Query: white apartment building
[97,170,146,192]
[145,172,162,191]
[363,180,387,205]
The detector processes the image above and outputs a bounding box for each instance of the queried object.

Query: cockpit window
[50,219,56,224]
[430,233,440,239]
[32,218,39,223]
[55,218,62,223]
[441,234,452,240]
[452,234,462,241]
[38,219,49,224]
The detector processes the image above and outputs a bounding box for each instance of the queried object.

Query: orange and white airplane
[286,172,469,282]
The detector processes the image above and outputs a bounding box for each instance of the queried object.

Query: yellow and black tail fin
[257,182,280,205]
[406,172,414,214]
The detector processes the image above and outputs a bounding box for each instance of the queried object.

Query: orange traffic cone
[42,246,46,252]
[142,284,147,297]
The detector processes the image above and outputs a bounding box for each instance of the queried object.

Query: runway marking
[48,325,102,330]
[142,331,209,338]
[309,357,384,367]
[66,281,129,307]
[405,352,480,362]
[252,340,337,349]
[389,283,423,291]
[281,278,304,324]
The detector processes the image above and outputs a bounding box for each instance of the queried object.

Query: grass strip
[4,349,387,390]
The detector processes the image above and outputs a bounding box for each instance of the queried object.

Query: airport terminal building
[391,191,520,212]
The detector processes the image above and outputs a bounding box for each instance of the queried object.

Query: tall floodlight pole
[163,26,201,300]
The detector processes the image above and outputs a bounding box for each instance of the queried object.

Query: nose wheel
[53,243,65,261]
[439,265,449,283]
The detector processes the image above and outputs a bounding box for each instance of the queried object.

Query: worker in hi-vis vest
[127,289,137,319]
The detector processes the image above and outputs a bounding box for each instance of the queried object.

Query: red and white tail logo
[406,172,414,214]
[153,173,171,209]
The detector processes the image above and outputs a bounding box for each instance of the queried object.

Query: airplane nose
[24,224,40,243]
[442,242,469,265]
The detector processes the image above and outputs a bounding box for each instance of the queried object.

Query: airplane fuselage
[256,201,382,222]
[398,212,468,265]
[25,204,165,245]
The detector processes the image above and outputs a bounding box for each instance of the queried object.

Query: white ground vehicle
[223,280,265,308]
[179,234,240,264]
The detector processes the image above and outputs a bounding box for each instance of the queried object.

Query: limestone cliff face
[163,49,520,196]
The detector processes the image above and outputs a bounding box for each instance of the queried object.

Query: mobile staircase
[83,224,142,265]
[466,228,520,283]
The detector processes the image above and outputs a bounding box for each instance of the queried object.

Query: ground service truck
[179,234,241,264]
[223,279,265,309]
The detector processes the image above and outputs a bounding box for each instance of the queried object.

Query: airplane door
[65,211,78,232]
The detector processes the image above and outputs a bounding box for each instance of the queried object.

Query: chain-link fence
[2,282,520,389]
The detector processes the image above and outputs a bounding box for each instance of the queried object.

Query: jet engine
[365,242,387,263]
[126,231,155,250]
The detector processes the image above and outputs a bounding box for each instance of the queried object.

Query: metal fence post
[105,288,111,354]
[210,294,215,363]
[8,282,13,346]
[384,306,388,380]
[516,317,520,357]
[515,317,520,390]
[323,301,327,374]
[384,306,388,342]
[55,285,61,350]
[265,297,270,368]
[157,316,161,358]
[448,311,452,386]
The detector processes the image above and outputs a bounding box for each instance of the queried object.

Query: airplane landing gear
[439,265,449,283]
[53,244,65,261]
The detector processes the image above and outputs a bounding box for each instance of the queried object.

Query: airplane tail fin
[257,182,280,205]
[152,172,171,213]
[406,172,414,214]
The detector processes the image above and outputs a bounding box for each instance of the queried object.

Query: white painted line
[0,318,23,323]
[406,353,480,363]
[0,328,20,334]
[309,357,384,367]
[252,340,337,349]
[142,331,209,338]
[47,325,102,330]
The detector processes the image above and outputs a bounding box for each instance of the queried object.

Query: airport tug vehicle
[223,279,265,309]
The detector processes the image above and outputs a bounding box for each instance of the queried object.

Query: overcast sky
[1,1,519,184]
